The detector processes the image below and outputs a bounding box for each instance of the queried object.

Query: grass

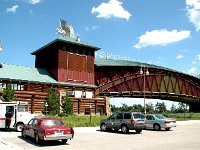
[166,113,200,121]
[59,115,108,127]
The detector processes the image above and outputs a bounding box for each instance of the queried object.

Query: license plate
[55,131,63,135]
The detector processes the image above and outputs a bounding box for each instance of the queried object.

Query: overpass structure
[94,59,200,112]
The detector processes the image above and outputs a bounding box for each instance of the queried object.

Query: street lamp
[44,102,48,116]
[140,65,149,115]
[89,104,93,123]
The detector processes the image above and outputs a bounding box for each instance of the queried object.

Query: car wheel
[35,134,41,144]
[21,129,26,138]
[121,125,129,134]
[61,139,68,143]
[153,124,161,131]
[100,123,107,131]
[135,129,142,134]
[16,123,24,132]
[165,127,171,131]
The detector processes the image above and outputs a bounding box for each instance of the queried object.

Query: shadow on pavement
[18,136,70,147]
[96,129,143,135]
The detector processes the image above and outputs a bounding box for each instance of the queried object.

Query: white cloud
[192,60,197,64]
[196,54,200,60]
[85,26,99,31]
[187,67,197,74]
[6,5,19,13]
[91,0,131,21]
[177,54,184,59]
[134,29,191,48]
[26,0,43,4]
[186,0,200,31]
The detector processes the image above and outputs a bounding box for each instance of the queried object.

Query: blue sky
[0,0,200,109]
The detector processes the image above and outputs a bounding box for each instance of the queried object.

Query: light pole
[140,65,149,115]
[89,104,93,123]
[45,102,48,116]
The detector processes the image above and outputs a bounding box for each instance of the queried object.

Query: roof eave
[31,38,100,55]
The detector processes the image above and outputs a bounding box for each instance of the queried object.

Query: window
[146,116,155,120]
[97,108,102,116]
[124,113,131,119]
[28,119,34,125]
[116,113,123,119]
[155,114,166,119]
[85,108,90,115]
[133,113,145,119]
[33,119,39,126]
[110,114,117,120]
[41,120,63,126]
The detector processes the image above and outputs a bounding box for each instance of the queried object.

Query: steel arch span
[95,59,200,112]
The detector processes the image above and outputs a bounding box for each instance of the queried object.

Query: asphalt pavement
[0,120,200,150]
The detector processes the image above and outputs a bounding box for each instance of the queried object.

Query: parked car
[21,117,74,144]
[145,114,177,131]
[100,112,146,134]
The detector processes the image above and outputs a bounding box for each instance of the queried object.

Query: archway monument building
[0,21,200,115]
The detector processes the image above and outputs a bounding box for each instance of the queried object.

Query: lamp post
[89,104,93,123]
[44,102,48,116]
[140,65,149,115]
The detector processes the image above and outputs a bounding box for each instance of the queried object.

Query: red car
[21,117,74,144]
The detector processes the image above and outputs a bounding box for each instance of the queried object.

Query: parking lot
[1,120,200,150]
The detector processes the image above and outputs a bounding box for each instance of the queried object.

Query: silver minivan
[100,112,146,134]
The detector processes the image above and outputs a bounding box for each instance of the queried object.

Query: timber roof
[0,64,96,88]
[31,36,100,55]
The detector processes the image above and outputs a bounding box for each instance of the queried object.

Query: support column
[189,102,200,112]
[105,97,111,116]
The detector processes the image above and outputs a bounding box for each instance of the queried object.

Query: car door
[28,118,38,138]
[25,119,34,137]
[146,115,155,128]
[106,114,117,129]
[112,113,123,129]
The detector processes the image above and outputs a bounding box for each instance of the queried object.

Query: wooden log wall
[0,83,107,115]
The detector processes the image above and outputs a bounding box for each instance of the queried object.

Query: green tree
[110,104,119,113]
[120,103,130,112]
[155,102,167,113]
[177,102,187,113]
[146,102,154,113]
[2,84,17,101]
[133,104,143,112]
[170,103,177,113]
[61,94,73,115]
[45,87,60,115]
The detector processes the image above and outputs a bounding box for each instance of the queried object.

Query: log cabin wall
[0,81,106,115]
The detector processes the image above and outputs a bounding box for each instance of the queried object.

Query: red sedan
[21,117,74,144]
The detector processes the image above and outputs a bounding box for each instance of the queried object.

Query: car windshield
[133,113,145,119]
[41,120,63,126]
[155,114,167,119]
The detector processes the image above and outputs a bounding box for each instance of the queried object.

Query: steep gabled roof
[31,37,100,55]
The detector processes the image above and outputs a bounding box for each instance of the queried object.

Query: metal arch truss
[95,66,200,103]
